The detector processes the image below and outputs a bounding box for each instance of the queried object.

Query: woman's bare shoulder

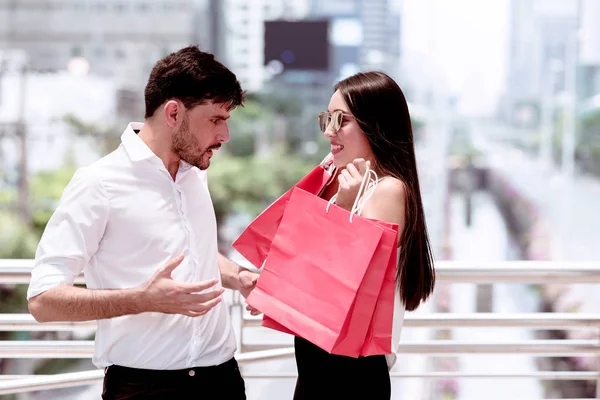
[373,176,406,203]
[361,176,406,226]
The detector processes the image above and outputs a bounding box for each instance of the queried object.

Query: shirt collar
[120,122,157,162]
[120,122,196,177]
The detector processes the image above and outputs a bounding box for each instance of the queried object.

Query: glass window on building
[114,2,127,12]
[71,46,83,57]
[93,2,107,12]
[94,47,106,59]
[115,48,126,60]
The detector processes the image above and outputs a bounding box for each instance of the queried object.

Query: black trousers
[102,357,246,399]
[293,336,391,399]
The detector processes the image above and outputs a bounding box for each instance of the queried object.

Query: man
[27,46,259,399]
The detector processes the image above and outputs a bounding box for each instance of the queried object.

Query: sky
[401,0,510,116]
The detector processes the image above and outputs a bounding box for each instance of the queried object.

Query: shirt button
[188,370,195,377]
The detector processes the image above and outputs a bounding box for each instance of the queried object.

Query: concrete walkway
[449,192,543,400]
[479,139,600,261]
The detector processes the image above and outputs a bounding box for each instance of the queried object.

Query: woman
[291,71,436,399]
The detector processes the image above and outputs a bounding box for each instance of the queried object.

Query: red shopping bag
[260,219,399,357]
[261,315,295,335]
[232,161,333,269]
[246,187,396,357]
[360,224,398,356]
[336,219,398,356]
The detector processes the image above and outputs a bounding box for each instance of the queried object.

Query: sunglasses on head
[318,110,352,133]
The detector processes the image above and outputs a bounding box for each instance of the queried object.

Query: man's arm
[218,252,259,298]
[28,169,222,323]
[28,167,110,321]
[29,255,222,322]
[29,285,144,322]
[218,252,243,291]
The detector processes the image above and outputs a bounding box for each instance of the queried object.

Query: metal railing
[0,338,598,359]
[0,260,599,397]
[3,312,600,331]
[2,259,600,284]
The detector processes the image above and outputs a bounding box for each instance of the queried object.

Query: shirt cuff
[27,263,77,300]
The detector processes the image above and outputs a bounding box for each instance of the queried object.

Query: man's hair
[144,45,245,118]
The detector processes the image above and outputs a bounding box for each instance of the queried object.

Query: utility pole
[1,0,31,224]
[16,63,30,225]
[539,59,562,167]
[561,0,582,179]
[0,53,6,186]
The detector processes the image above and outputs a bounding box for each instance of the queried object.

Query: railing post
[230,291,244,353]
[597,326,600,400]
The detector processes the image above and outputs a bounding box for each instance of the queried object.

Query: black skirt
[293,336,391,399]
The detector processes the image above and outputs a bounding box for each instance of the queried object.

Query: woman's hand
[335,158,370,211]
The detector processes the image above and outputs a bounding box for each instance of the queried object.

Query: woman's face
[321,90,374,169]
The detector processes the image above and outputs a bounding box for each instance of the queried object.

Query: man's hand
[239,269,262,316]
[140,254,224,317]
[245,304,262,316]
[239,269,259,298]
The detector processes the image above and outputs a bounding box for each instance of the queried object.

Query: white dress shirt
[27,122,237,370]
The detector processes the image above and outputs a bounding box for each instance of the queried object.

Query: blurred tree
[578,108,600,175]
[227,96,272,157]
[253,92,302,117]
[253,92,303,148]
[29,164,77,237]
[208,149,316,229]
[63,114,120,155]
[0,213,38,260]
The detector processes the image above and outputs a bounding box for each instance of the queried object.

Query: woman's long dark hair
[335,71,435,311]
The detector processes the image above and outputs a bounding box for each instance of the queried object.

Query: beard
[171,116,220,170]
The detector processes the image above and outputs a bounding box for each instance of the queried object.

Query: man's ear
[163,100,181,128]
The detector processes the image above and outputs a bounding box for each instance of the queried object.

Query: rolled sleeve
[27,167,109,300]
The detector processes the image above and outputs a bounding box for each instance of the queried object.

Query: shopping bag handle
[326,166,379,222]
[352,169,378,218]
[319,152,333,166]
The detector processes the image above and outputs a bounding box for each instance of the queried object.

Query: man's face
[171,102,231,170]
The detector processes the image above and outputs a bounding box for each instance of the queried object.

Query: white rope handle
[351,169,379,221]
[319,152,334,167]
[325,166,379,222]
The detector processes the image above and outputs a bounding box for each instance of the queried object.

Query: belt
[106,357,238,381]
